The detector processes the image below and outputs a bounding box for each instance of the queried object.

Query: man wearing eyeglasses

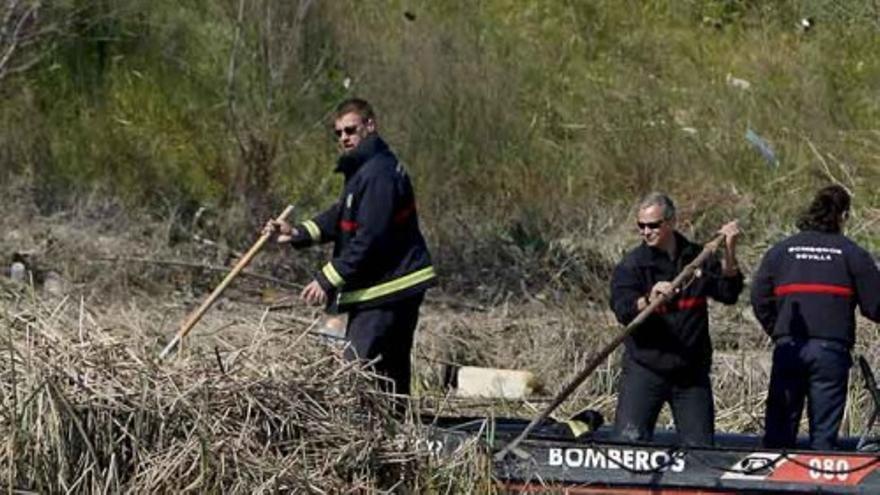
[265,98,436,400]
[609,192,743,446]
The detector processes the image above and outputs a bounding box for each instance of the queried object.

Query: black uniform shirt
[751,230,880,347]
[290,135,436,312]
[610,232,744,373]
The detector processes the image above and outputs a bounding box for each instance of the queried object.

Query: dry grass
[0,283,490,493]
[2,184,879,492]
[0,187,491,493]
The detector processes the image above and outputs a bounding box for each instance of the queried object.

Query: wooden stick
[495,233,727,460]
[91,257,302,290]
[159,205,295,360]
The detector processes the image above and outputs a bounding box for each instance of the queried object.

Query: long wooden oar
[159,205,295,360]
[495,233,727,460]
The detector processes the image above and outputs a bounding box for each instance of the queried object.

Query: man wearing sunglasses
[265,98,436,401]
[610,192,743,446]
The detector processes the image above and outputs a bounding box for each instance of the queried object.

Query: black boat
[424,415,880,494]
[421,357,880,494]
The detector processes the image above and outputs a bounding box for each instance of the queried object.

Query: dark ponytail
[796,185,850,233]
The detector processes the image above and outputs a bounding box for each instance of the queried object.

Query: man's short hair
[334,98,375,122]
[638,192,676,220]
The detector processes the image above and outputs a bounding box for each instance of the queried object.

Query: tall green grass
[2,0,878,289]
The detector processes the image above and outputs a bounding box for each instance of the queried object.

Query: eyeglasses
[333,125,360,138]
[636,220,664,230]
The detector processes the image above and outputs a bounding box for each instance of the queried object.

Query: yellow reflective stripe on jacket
[565,419,590,438]
[302,220,321,241]
[322,262,344,287]
[339,266,436,305]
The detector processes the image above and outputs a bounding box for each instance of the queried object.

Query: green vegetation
[2,0,879,291]
[2,3,880,491]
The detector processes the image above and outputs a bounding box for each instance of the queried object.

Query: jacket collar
[335,134,388,176]
[633,231,700,266]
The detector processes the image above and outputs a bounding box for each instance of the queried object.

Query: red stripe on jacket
[655,297,707,314]
[339,202,414,233]
[394,202,416,224]
[774,283,853,297]
[339,220,359,232]
[677,297,707,310]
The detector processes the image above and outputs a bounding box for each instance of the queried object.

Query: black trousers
[614,357,715,446]
[344,293,424,396]
[763,338,852,450]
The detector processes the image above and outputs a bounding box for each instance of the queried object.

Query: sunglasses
[333,125,361,138]
[636,220,665,230]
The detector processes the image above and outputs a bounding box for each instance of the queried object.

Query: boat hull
[425,416,880,494]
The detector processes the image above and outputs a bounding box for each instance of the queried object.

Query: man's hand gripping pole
[159,205,295,360]
[494,233,727,461]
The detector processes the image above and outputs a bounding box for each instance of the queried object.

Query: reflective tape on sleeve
[322,262,344,287]
[302,220,321,241]
[338,266,436,305]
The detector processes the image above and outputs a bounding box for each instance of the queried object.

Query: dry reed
[2,185,878,494]
[0,283,486,493]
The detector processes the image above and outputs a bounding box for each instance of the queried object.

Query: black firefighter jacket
[289,135,436,312]
[751,230,880,347]
[610,232,744,374]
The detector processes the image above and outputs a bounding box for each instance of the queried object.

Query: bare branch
[0,0,44,82]
[3,47,44,75]
[0,1,113,83]
[225,0,246,154]
[0,0,24,42]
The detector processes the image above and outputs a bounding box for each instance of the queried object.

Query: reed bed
[416,300,880,439]
[0,284,487,494]
[2,188,879,493]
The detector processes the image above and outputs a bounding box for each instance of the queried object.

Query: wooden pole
[159,205,295,360]
[495,233,727,460]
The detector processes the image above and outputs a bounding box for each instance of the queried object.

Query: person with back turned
[752,184,880,450]
[265,98,437,400]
